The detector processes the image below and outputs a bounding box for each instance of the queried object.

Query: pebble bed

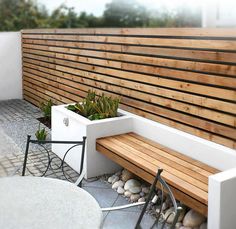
[107,169,208,229]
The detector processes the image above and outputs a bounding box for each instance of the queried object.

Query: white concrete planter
[51,104,133,178]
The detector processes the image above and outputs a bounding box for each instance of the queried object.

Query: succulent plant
[41,99,53,119]
[91,93,120,120]
[67,90,120,121]
[35,123,47,141]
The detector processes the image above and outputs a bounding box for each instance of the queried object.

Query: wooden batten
[21,28,236,149]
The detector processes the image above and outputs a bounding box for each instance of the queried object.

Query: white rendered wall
[0,32,22,100]
[208,168,236,229]
[120,110,236,171]
[52,105,133,178]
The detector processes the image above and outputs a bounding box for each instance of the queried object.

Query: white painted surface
[0,32,22,100]
[208,168,236,229]
[51,105,133,178]
[202,0,236,27]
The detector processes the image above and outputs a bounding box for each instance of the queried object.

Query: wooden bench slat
[97,137,208,204]
[129,133,220,174]
[101,136,208,196]
[96,143,208,216]
[118,134,212,181]
[107,136,208,192]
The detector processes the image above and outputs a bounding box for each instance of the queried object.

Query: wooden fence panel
[21,28,236,149]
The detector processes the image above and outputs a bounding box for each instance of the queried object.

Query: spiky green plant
[40,99,53,119]
[67,90,120,121]
[86,90,96,102]
[35,123,47,141]
[67,90,97,117]
[89,94,120,120]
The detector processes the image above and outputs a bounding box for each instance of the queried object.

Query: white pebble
[183,209,206,227]
[108,175,115,183]
[138,197,145,202]
[164,207,185,224]
[112,180,124,189]
[124,179,141,191]
[124,191,132,198]
[130,194,140,202]
[129,186,141,194]
[112,175,119,184]
[117,186,125,195]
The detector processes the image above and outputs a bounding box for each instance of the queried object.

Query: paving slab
[83,186,119,208]
[102,210,160,229]
[112,195,142,212]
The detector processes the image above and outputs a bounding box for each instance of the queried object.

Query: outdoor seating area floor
[0,99,159,229]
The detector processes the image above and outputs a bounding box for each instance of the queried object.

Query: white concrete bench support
[208,168,236,229]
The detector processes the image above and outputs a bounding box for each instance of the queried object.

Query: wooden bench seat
[96,132,220,216]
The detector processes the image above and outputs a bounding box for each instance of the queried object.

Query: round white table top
[0,176,102,229]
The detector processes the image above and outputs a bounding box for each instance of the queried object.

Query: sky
[38,0,204,16]
[38,0,236,22]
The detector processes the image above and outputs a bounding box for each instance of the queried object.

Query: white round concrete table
[0,177,102,229]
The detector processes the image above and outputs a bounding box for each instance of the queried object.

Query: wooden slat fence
[21,28,236,149]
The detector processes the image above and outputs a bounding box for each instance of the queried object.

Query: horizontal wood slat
[22,28,236,149]
[22,52,236,101]
[22,28,236,37]
[96,143,208,216]
[22,34,236,51]
[23,69,236,140]
[22,65,235,126]
[23,60,236,115]
[22,46,236,87]
[96,132,220,215]
[98,138,208,202]
[22,42,236,64]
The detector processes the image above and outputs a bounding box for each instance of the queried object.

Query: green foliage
[67,104,77,112]
[67,90,120,121]
[35,123,47,141]
[0,0,201,31]
[67,91,97,118]
[91,94,120,120]
[48,5,79,28]
[0,0,48,31]
[40,99,53,119]
[74,97,96,118]
[48,6,104,28]
[103,0,149,27]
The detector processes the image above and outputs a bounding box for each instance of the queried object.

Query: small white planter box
[51,104,133,178]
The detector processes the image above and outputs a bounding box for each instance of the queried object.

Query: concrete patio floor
[0,99,159,229]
